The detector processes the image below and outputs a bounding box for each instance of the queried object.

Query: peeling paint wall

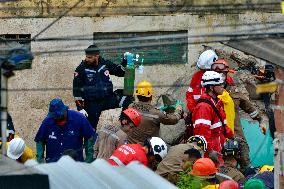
[0,1,283,148]
[0,0,280,17]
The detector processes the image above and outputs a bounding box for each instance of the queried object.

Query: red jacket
[186,70,205,112]
[186,70,234,112]
[192,93,233,163]
[108,144,148,167]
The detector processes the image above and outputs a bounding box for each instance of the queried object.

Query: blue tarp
[241,118,274,167]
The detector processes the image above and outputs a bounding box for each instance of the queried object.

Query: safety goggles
[211,63,228,71]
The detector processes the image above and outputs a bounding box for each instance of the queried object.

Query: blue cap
[48,98,69,119]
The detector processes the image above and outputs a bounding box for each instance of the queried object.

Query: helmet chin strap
[208,86,218,99]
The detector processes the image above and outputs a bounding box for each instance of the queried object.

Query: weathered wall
[0,0,280,18]
[0,3,283,148]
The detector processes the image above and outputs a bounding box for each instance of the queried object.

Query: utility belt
[83,84,113,100]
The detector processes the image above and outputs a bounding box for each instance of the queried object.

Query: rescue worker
[211,59,266,171]
[192,71,233,163]
[242,165,274,189]
[186,49,218,112]
[156,135,207,184]
[108,137,167,169]
[73,44,132,130]
[217,139,245,183]
[93,108,141,160]
[35,98,96,163]
[190,158,219,189]
[127,81,183,145]
[6,137,35,163]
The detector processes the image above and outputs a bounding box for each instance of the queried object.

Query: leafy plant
[177,168,204,189]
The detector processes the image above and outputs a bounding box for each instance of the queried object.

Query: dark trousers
[84,95,119,130]
[84,91,134,130]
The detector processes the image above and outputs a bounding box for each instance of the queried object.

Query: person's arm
[36,141,45,163]
[34,120,48,163]
[158,106,183,125]
[238,95,266,135]
[73,63,86,111]
[186,87,196,112]
[224,125,234,139]
[81,115,96,163]
[104,58,125,77]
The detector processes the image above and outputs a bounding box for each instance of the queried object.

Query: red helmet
[219,180,239,189]
[122,108,141,127]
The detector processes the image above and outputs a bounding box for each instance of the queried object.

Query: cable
[30,33,284,55]
[1,25,282,44]
[1,79,283,92]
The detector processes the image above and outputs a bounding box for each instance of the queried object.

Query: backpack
[182,98,226,143]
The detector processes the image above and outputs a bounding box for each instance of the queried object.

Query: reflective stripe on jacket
[192,93,233,162]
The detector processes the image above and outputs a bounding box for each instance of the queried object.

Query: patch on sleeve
[104,70,110,76]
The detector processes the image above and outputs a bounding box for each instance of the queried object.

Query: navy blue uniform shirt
[35,110,95,163]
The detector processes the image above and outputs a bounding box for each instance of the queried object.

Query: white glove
[79,109,88,117]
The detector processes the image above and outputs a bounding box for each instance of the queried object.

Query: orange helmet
[122,108,141,127]
[190,158,217,177]
[219,180,239,189]
[211,59,234,73]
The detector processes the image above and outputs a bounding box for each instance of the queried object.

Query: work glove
[36,141,45,163]
[85,137,95,163]
[259,122,267,135]
[79,109,88,117]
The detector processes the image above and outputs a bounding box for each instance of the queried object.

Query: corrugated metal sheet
[27,156,177,189]
[226,37,284,68]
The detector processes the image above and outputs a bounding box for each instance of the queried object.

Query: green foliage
[177,169,204,189]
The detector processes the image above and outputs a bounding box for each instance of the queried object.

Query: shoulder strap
[197,98,226,135]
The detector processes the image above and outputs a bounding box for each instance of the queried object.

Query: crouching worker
[190,158,219,188]
[6,137,35,163]
[94,108,141,160]
[217,139,245,183]
[156,135,207,184]
[35,98,96,163]
[108,137,167,170]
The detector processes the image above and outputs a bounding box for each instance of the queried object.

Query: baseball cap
[48,98,69,119]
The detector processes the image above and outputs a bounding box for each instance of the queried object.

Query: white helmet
[187,135,208,152]
[197,50,218,70]
[7,138,25,160]
[145,137,168,160]
[201,71,224,87]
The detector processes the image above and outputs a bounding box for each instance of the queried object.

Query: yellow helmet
[259,165,274,173]
[135,81,153,97]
